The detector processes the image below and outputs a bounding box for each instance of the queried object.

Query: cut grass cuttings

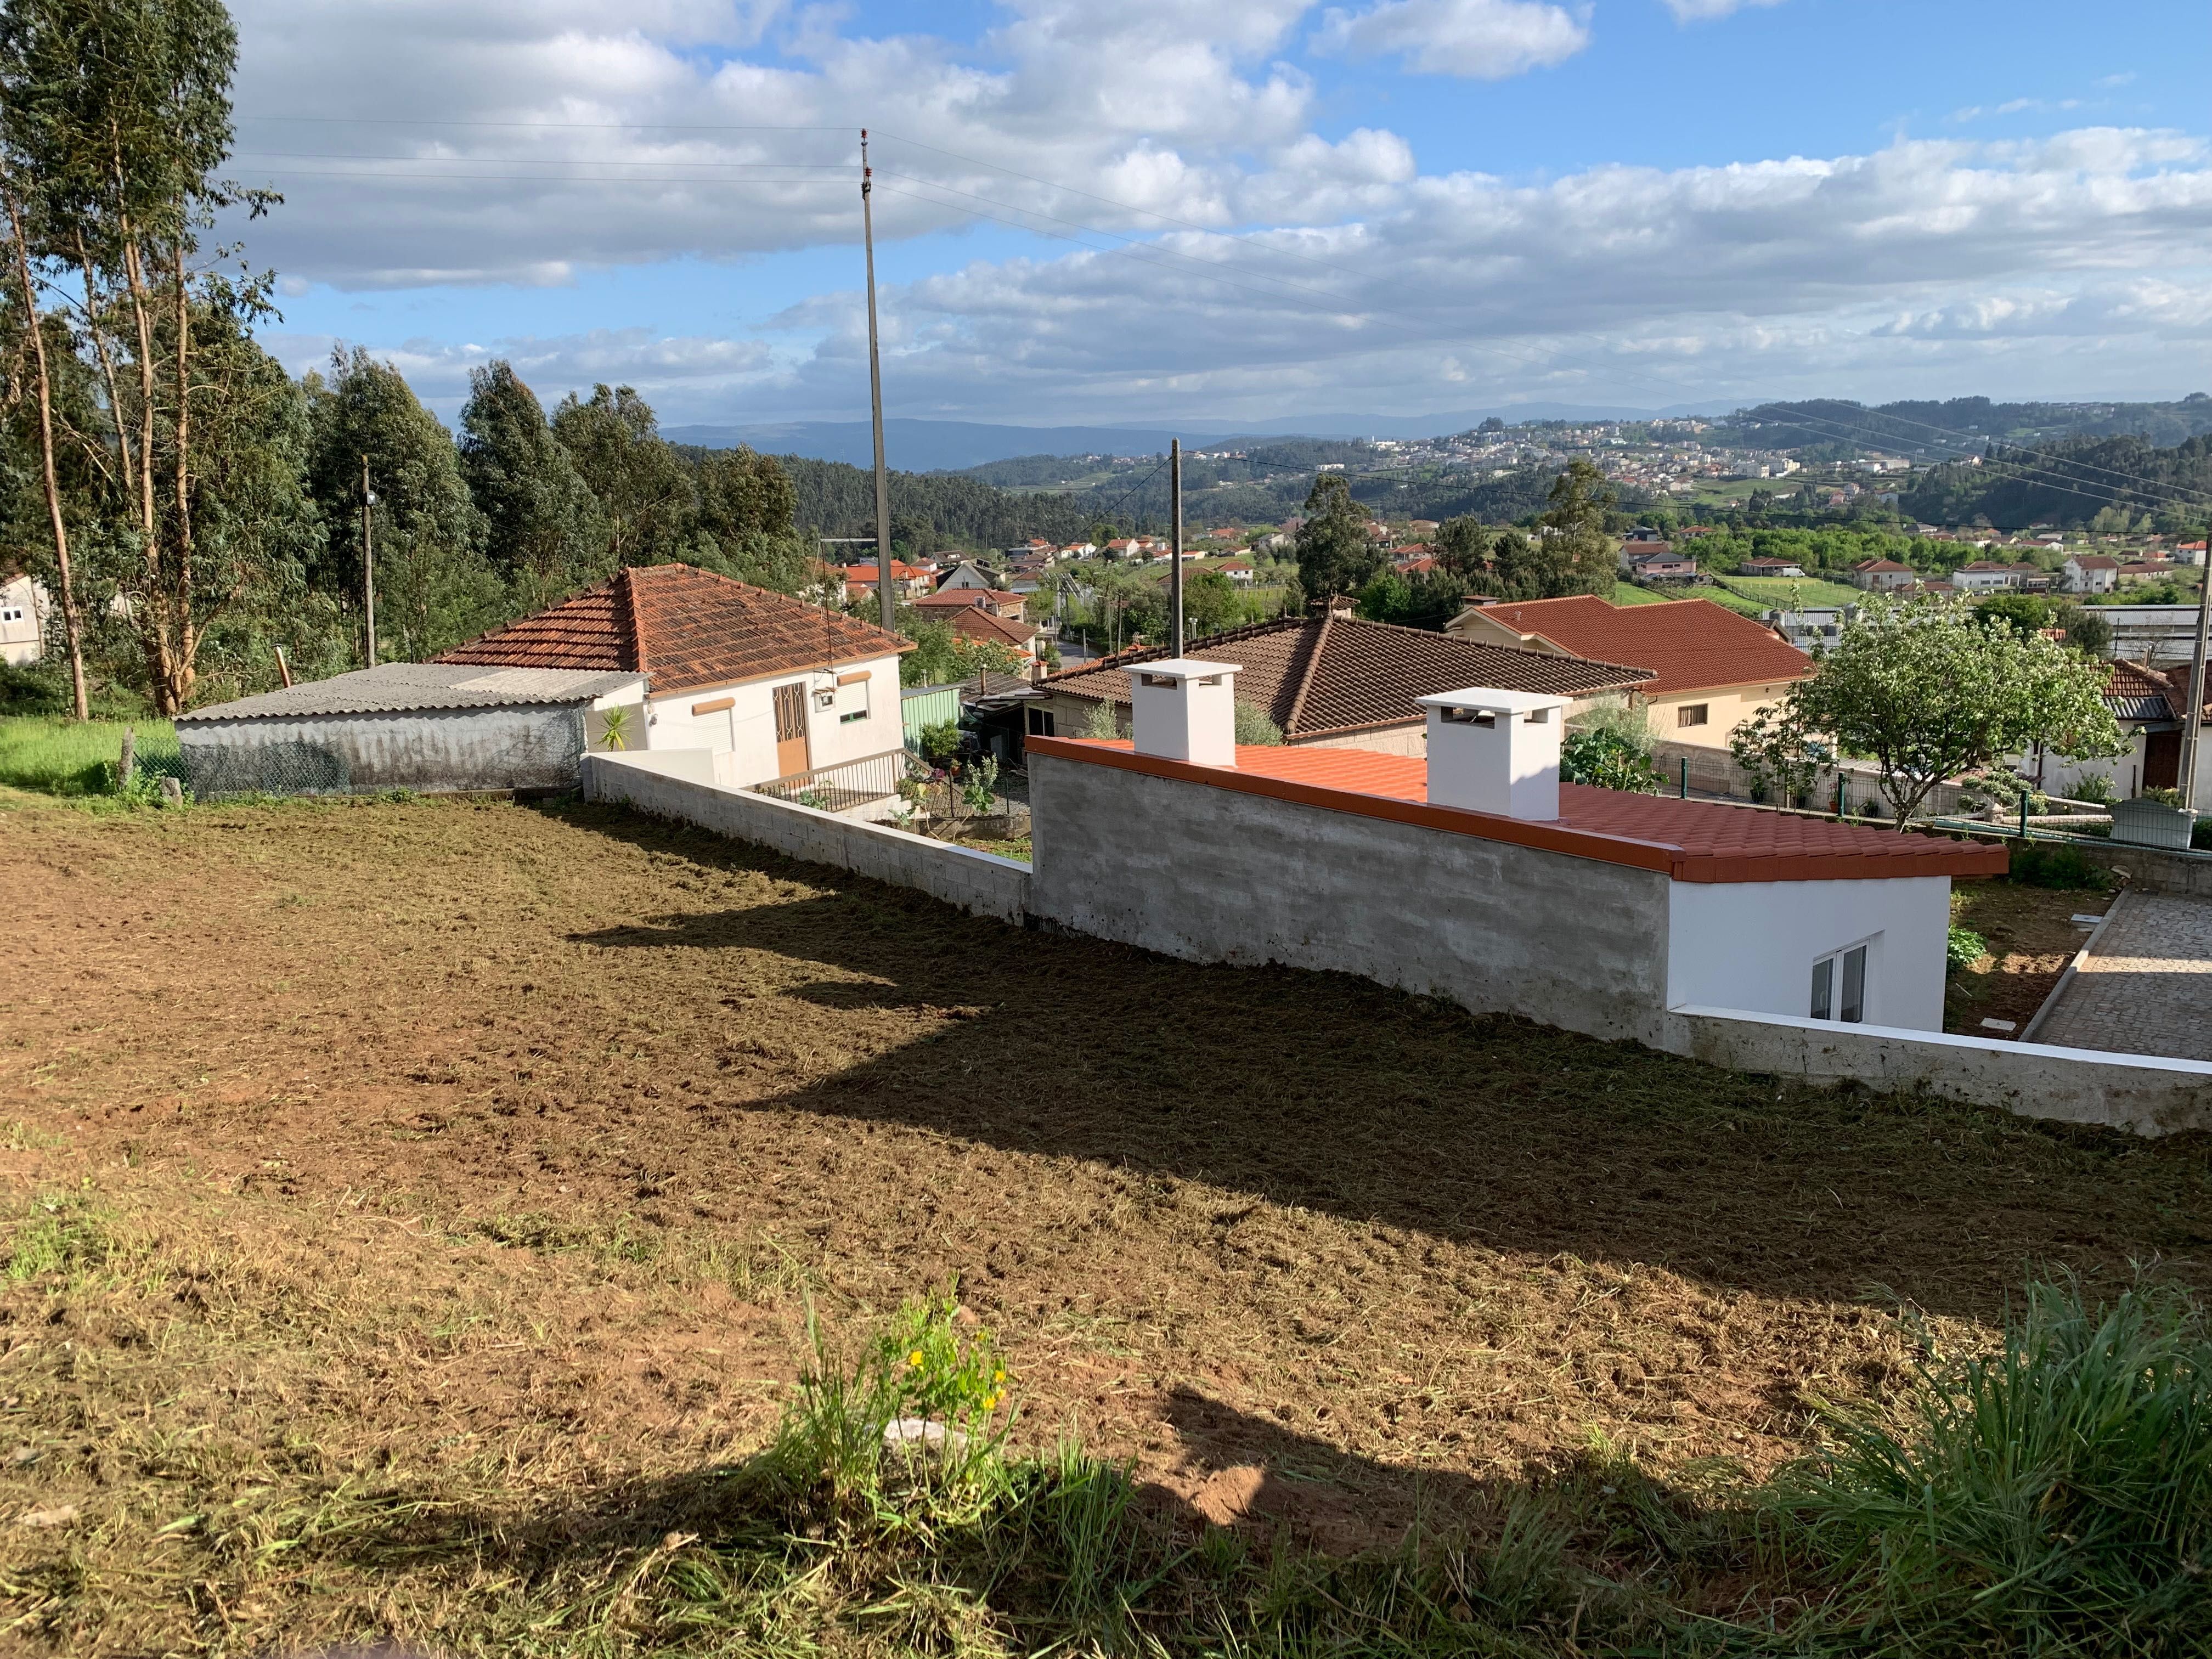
[0,715,177,797]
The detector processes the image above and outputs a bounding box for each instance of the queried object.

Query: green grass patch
[0,715,180,797]
[1609,582,1677,606]
[1714,574,1867,608]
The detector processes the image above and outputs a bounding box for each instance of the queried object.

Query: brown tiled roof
[945,607,1039,650]
[1468,595,1813,698]
[915,588,1024,608]
[436,563,907,695]
[1039,614,1653,741]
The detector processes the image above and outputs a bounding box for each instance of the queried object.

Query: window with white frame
[0,607,23,623]
[1810,941,1870,1023]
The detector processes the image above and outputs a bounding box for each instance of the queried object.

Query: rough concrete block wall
[1027,753,1674,1047]
[1674,1006,2212,1137]
[182,706,585,795]
[583,756,1031,925]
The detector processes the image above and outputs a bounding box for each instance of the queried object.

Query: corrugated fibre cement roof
[1025,737,2009,884]
[177,664,645,724]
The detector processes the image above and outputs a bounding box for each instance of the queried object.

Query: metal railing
[754,748,917,813]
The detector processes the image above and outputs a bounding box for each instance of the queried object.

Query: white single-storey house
[1,571,47,666]
[438,562,911,791]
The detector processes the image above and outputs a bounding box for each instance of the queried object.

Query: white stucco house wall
[437,562,912,791]
[1,572,48,666]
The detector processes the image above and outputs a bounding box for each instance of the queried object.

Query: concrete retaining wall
[583,754,1031,925]
[1673,1006,2212,1137]
[1028,752,1677,1047]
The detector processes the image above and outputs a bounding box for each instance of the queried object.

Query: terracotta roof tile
[1469,595,1813,698]
[436,563,907,695]
[1039,614,1652,740]
[1029,738,2009,884]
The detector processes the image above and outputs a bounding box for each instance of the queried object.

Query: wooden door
[772,682,810,778]
[2145,727,2182,791]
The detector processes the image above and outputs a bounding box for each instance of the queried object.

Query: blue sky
[229,0,2212,428]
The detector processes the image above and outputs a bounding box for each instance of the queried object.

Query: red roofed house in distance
[1445,594,1812,748]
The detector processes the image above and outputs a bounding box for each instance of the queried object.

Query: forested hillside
[1729,395,2212,458]
[768,455,1098,549]
[1902,434,2212,531]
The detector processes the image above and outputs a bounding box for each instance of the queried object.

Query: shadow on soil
[554,802,2212,1323]
[334,1380,1712,1615]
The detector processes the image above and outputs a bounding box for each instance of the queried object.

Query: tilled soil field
[2,791,2208,1654]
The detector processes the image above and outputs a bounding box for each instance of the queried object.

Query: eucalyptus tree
[0,0,285,714]
[306,346,498,662]
[458,360,604,605]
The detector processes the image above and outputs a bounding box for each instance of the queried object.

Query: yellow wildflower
[909,1350,923,1368]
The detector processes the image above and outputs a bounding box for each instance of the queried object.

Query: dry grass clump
[1,789,2207,1653]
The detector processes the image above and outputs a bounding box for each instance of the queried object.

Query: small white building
[1,572,47,666]
[1027,661,2002,1041]
[438,563,910,791]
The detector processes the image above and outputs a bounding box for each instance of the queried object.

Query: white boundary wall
[1675,1007,2212,1137]
[582,753,1031,925]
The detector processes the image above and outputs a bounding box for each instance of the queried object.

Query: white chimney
[1127,658,1242,766]
[1416,686,1571,820]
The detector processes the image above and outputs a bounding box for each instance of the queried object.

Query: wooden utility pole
[1169,439,1184,653]
[2182,533,2212,809]
[861,131,895,640]
[361,456,377,668]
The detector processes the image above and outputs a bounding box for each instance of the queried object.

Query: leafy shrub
[2070,772,2117,807]
[1080,699,1121,740]
[1562,727,1662,792]
[1233,698,1283,746]
[1946,926,1988,971]
[916,719,964,768]
[1773,1277,2212,1650]
[2008,842,2114,891]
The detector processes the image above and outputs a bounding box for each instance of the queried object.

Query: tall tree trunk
[117,204,173,710]
[4,182,89,721]
[166,238,194,713]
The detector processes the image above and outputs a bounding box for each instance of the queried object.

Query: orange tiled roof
[1040,613,1654,741]
[1469,595,1813,698]
[436,563,907,695]
[1028,738,2008,884]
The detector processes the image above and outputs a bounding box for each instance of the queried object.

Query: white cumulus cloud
[1313,0,1590,78]
[1661,0,1786,22]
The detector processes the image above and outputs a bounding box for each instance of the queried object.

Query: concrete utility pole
[861,131,895,640]
[1169,438,1184,653]
[361,455,377,668]
[2182,530,2212,808]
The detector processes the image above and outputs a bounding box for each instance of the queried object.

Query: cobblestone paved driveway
[2032,891,2212,1060]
